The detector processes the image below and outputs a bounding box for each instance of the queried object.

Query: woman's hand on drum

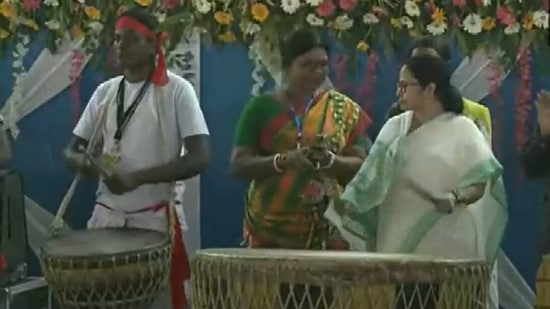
[103,172,141,195]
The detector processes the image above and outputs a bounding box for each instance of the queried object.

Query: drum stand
[0,276,51,309]
[0,171,52,309]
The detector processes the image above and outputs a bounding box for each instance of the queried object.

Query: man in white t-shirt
[63,7,209,309]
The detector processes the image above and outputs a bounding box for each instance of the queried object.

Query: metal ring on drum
[39,228,172,309]
[191,248,490,309]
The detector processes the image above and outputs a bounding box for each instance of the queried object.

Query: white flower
[534,10,548,29]
[155,12,166,23]
[305,0,323,6]
[462,13,482,34]
[88,21,104,32]
[43,0,59,6]
[426,22,446,35]
[333,14,353,31]
[482,0,491,5]
[194,0,212,14]
[404,0,420,17]
[504,23,520,35]
[306,13,324,26]
[281,0,301,14]
[44,19,60,30]
[241,21,261,35]
[362,13,379,24]
[400,16,413,29]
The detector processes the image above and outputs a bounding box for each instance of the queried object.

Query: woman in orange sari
[229,29,370,250]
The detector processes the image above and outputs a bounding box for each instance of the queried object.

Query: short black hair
[119,6,158,32]
[405,54,463,114]
[280,29,328,68]
[408,37,451,62]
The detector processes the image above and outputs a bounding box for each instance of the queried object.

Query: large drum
[39,228,172,309]
[192,248,490,309]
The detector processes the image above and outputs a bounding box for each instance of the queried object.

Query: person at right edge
[520,90,550,308]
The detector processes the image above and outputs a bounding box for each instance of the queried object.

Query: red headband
[115,16,168,86]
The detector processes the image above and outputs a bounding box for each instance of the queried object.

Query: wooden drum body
[192,249,490,309]
[39,228,171,309]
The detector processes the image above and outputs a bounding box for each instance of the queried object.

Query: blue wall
[0,34,548,288]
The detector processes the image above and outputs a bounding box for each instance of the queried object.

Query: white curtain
[451,50,534,309]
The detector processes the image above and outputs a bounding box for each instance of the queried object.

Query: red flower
[316,0,336,17]
[22,0,41,11]
[496,6,515,26]
[338,0,357,11]
[164,0,178,10]
[452,0,466,9]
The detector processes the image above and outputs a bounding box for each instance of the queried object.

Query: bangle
[320,151,336,169]
[273,153,284,172]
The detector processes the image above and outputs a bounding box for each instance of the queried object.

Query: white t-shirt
[73,71,209,212]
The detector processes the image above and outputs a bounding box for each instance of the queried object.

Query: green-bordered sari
[233,90,369,250]
[325,111,508,263]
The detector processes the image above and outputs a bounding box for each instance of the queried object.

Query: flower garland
[6,32,30,139]
[69,49,85,125]
[0,0,547,72]
[514,45,532,155]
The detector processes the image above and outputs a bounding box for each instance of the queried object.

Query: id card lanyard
[288,95,315,148]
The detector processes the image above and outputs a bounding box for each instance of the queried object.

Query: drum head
[41,228,169,258]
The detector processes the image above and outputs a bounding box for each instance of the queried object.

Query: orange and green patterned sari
[233,90,370,250]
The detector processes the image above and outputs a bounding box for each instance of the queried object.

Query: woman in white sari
[325,55,508,307]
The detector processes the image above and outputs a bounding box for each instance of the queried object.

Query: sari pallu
[234,90,369,249]
[325,111,507,307]
[327,111,507,260]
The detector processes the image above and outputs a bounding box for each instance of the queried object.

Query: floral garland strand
[6,32,31,139]
[69,49,85,126]
[513,46,532,156]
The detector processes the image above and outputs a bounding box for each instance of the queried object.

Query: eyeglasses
[396,81,420,92]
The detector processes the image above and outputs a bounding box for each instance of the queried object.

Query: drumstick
[49,103,109,237]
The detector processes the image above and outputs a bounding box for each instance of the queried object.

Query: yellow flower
[250,3,269,23]
[390,18,401,28]
[356,41,369,52]
[134,0,152,6]
[21,18,38,31]
[0,2,15,19]
[431,7,446,26]
[522,13,533,30]
[84,6,101,20]
[218,31,236,43]
[0,28,9,39]
[481,17,495,31]
[71,25,84,40]
[214,11,232,25]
